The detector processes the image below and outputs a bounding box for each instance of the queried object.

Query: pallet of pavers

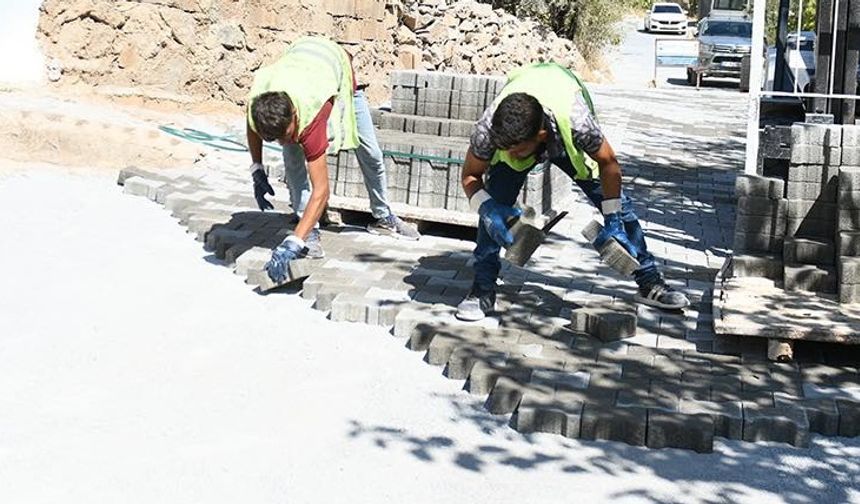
[716,122,860,361]
[322,70,576,228]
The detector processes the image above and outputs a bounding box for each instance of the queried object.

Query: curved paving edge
[119,166,860,453]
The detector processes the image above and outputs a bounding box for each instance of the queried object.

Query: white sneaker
[634,281,690,310]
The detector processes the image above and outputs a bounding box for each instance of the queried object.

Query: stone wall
[36,0,592,107]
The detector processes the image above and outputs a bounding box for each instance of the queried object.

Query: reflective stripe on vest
[247,37,359,153]
[490,63,599,180]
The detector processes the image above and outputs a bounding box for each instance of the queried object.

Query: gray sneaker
[304,229,325,259]
[455,288,496,321]
[367,214,420,240]
[634,281,690,310]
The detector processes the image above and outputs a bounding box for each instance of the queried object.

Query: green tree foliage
[765,0,818,44]
[476,1,695,59]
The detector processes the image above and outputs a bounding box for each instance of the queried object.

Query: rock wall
[37,0,592,107]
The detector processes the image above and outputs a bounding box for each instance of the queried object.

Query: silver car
[688,15,753,83]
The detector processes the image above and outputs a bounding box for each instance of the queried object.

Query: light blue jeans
[281,90,391,221]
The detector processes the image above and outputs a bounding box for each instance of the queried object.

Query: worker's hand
[594,198,638,258]
[471,189,522,247]
[251,163,275,211]
[265,235,305,283]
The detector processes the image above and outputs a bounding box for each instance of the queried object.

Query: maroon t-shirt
[298,58,359,162]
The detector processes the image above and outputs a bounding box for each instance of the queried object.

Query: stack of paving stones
[356,70,575,217]
[120,85,860,452]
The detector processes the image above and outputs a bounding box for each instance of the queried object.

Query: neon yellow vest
[247,37,359,153]
[491,63,599,180]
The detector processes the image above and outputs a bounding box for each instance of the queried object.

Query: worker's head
[490,93,548,160]
[251,92,298,145]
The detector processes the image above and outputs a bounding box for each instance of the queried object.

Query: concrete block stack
[837,126,860,302]
[325,70,576,221]
[780,123,840,293]
[732,173,786,257]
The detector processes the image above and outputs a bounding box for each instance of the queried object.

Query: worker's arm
[590,138,622,201]
[462,147,520,247]
[247,120,264,164]
[293,155,330,241]
[461,148,490,199]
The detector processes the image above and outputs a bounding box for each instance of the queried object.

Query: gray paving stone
[843,147,860,166]
[646,411,714,453]
[233,246,271,276]
[679,399,743,440]
[733,231,783,253]
[791,123,831,146]
[786,180,837,201]
[742,404,810,447]
[839,166,860,192]
[736,196,786,215]
[730,253,783,280]
[840,283,860,304]
[790,144,825,165]
[485,376,527,414]
[838,231,860,256]
[836,399,860,436]
[838,256,860,284]
[839,209,860,231]
[467,359,533,396]
[580,404,647,446]
[783,237,835,266]
[774,394,840,436]
[787,199,837,220]
[570,304,638,342]
[515,388,584,438]
[734,213,786,235]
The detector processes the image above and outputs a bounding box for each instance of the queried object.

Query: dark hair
[251,91,294,142]
[490,93,544,149]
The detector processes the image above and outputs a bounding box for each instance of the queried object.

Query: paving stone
[842,124,860,147]
[247,258,318,292]
[570,304,638,342]
[742,404,810,447]
[836,399,860,436]
[515,388,584,438]
[786,180,837,201]
[680,399,743,439]
[838,209,860,232]
[838,231,860,256]
[313,284,370,311]
[839,166,860,192]
[785,216,834,239]
[233,246,271,276]
[783,237,835,266]
[123,176,165,201]
[787,199,837,220]
[774,394,840,436]
[467,359,533,395]
[730,253,783,280]
[580,404,647,446]
[485,376,528,414]
[733,231,783,254]
[330,293,370,323]
[791,123,832,146]
[734,213,786,236]
[843,147,860,166]
[646,411,714,453]
[791,144,825,165]
[736,196,786,215]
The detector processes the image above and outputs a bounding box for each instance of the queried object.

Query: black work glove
[251,163,275,211]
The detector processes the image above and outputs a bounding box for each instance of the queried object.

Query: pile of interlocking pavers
[719,121,860,360]
[322,70,575,222]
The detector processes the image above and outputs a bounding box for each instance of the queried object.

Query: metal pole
[774,0,791,91]
[745,0,768,175]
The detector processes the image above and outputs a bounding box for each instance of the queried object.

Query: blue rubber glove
[471,189,523,247]
[594,198,638,258]
[251,163,275,211]
[265,236,305,283]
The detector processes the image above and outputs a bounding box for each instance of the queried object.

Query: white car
[645,3,688,35]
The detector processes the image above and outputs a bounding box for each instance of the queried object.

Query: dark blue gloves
[266,236,305,283]
[472,190,523,248]
[251,164,275,211]
[594,198,638,258]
